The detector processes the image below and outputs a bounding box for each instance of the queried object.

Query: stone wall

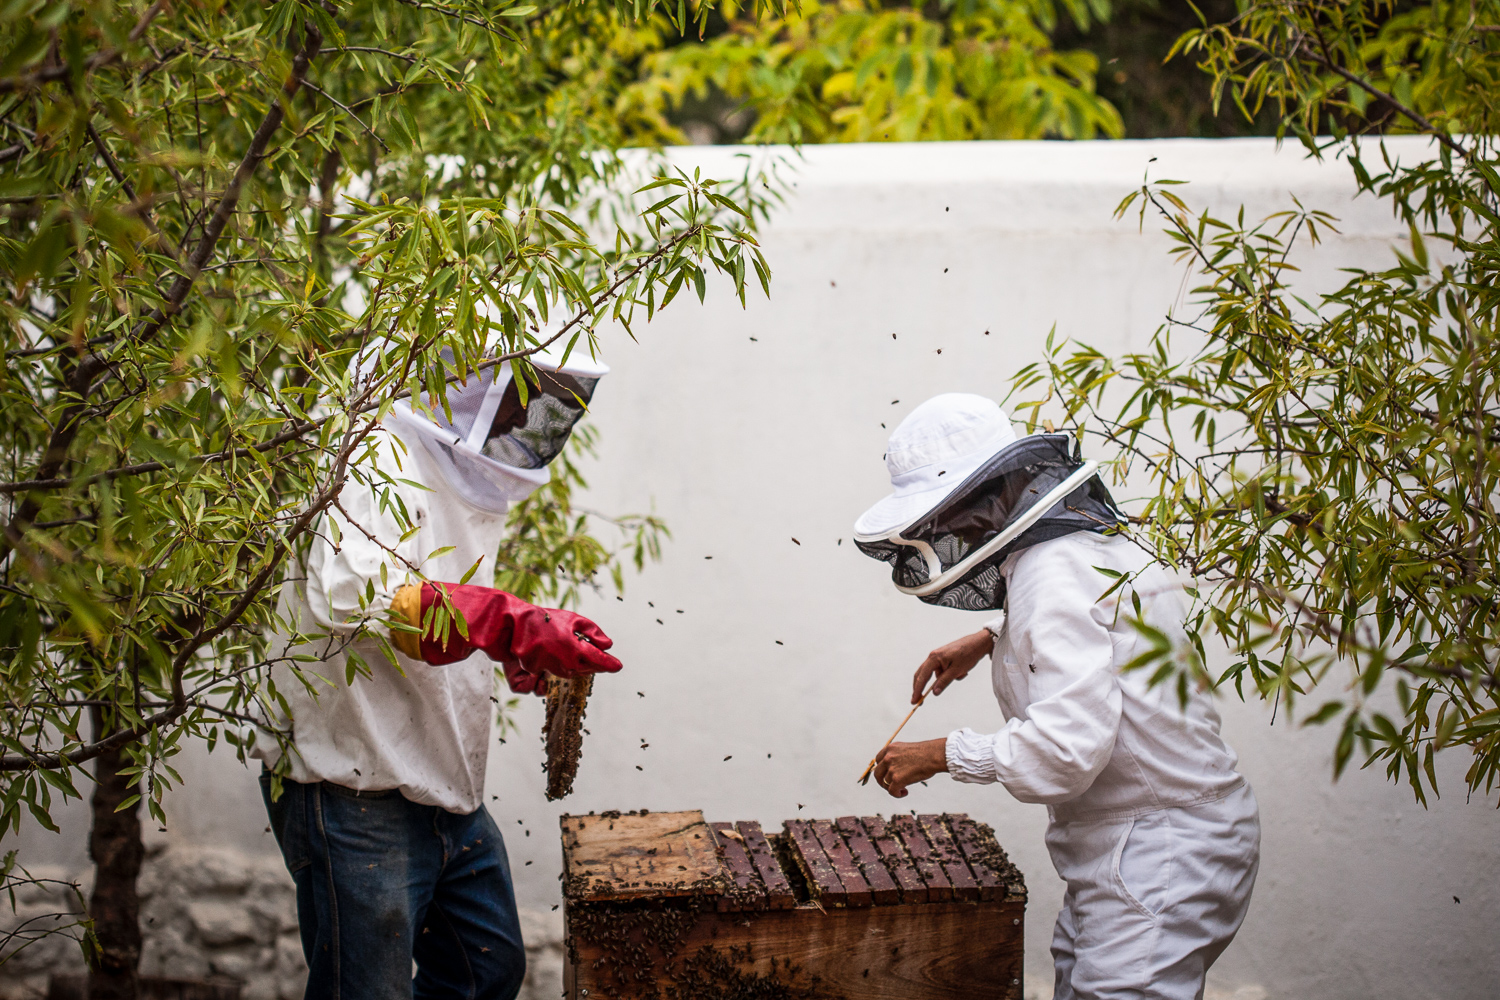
[0,847,565,1000]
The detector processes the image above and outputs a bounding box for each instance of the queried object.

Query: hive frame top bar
[561,810,1025,909]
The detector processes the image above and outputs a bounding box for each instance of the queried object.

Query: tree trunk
[86,707,142,1000]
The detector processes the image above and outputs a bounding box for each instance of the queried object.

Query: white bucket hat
[853,393,1017,538]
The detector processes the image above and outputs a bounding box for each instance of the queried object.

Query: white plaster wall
[6,138,1497,999]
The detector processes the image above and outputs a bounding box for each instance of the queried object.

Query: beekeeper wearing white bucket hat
[255,340,621,1000]
[856,393,1260,1000]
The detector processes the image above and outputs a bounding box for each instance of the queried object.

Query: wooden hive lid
[560,810,729,902]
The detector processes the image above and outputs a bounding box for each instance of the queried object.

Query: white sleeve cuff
[946,728,1000,785]
[983,615,1005,640]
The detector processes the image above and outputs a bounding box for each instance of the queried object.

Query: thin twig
[302,80,388,151]
[320,45,419,64]
[390,0,503,34]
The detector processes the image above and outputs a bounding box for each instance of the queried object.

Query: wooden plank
[708,822,763,894]
[566,899,1026,1000]
[560,810,725,902]
[919,814,980,902]
[738,821,797,910]
[708,822,766,911]
[864,814,928,903]
[890,814,953,903]
[836,816,900,905]
[946,814,1017,903]
[811,819,872,907]
[784,819,847,903]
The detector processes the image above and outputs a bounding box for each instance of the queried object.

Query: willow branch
[0,0,166,93]
[1292,38,1468,159]
[132,21,324,343]
[0,217,722,495]
[0,21,324,562]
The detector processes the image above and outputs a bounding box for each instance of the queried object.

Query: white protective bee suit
[946,531,1260,1000]
[855,394,1259,1000]
[255,346,611,813]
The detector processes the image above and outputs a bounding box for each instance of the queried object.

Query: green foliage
[1013,0,1500,801]
[1049,0,1280,138]
[629,0,1123,143]
[0,0,777,832]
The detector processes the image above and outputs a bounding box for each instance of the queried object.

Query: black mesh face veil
[482,368,599,470]
[855,434,1123,611]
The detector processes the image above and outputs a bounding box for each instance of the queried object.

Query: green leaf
[893,52,913,98]
[458,556,484,585]
[1301,701,1344,727]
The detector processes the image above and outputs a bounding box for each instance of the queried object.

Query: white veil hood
[354,342,609,513]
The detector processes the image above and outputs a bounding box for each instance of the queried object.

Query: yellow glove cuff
[389,584,424,660]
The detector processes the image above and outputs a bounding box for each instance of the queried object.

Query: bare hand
[873,739,948,798]
[912,629,994,704]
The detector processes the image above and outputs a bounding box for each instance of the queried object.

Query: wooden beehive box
[560,809,1026,999]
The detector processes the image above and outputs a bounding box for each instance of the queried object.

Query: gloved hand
[501,658,548,698]
[389,583,620,691]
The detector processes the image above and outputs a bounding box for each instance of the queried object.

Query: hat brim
[856,470,982,538]
[856,415,1026,538]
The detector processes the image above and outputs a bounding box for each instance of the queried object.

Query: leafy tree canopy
[1018,0,1500,801]
[0,0,775,834]
[629,0,1123,143]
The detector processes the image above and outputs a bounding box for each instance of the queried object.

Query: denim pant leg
[413,805,526,1000]
[264,775,447,999]
[260,773,317,968]
[316,782,445,998]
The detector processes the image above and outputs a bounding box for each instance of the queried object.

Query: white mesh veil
[855,434,1123,611]
[356,344,608,512]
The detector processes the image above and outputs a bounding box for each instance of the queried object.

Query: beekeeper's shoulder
[1007,531,1148,592]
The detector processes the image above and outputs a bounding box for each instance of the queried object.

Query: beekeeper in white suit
[256,343,622,1000]
[857,393,1259,1000]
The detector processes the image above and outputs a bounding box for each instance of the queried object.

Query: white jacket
[945,532,1245,824]
[254,426,510,814]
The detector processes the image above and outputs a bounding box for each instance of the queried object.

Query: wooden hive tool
[857,678,935,785]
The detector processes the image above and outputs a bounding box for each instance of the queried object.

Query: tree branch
[0,21,324,563]
[1292,37,1468,159]
[0,216,724,496]
[389,0,504,34]
[132,21,324,344]
[302,80,387,151]
[86,122,181,260]
[0,389,380,772]
[0,0,166,94]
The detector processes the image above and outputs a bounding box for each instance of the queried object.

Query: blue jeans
[260,773,525,1000]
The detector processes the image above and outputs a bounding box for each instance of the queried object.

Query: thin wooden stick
[858,680,936,785]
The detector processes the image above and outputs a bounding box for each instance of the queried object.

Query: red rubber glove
[390,583,621,692]
[501,658,549,697]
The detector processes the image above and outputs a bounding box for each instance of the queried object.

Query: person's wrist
[957,629,992,668]
[925,737,949,777]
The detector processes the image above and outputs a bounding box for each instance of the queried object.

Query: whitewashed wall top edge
[618,137,1436,238]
